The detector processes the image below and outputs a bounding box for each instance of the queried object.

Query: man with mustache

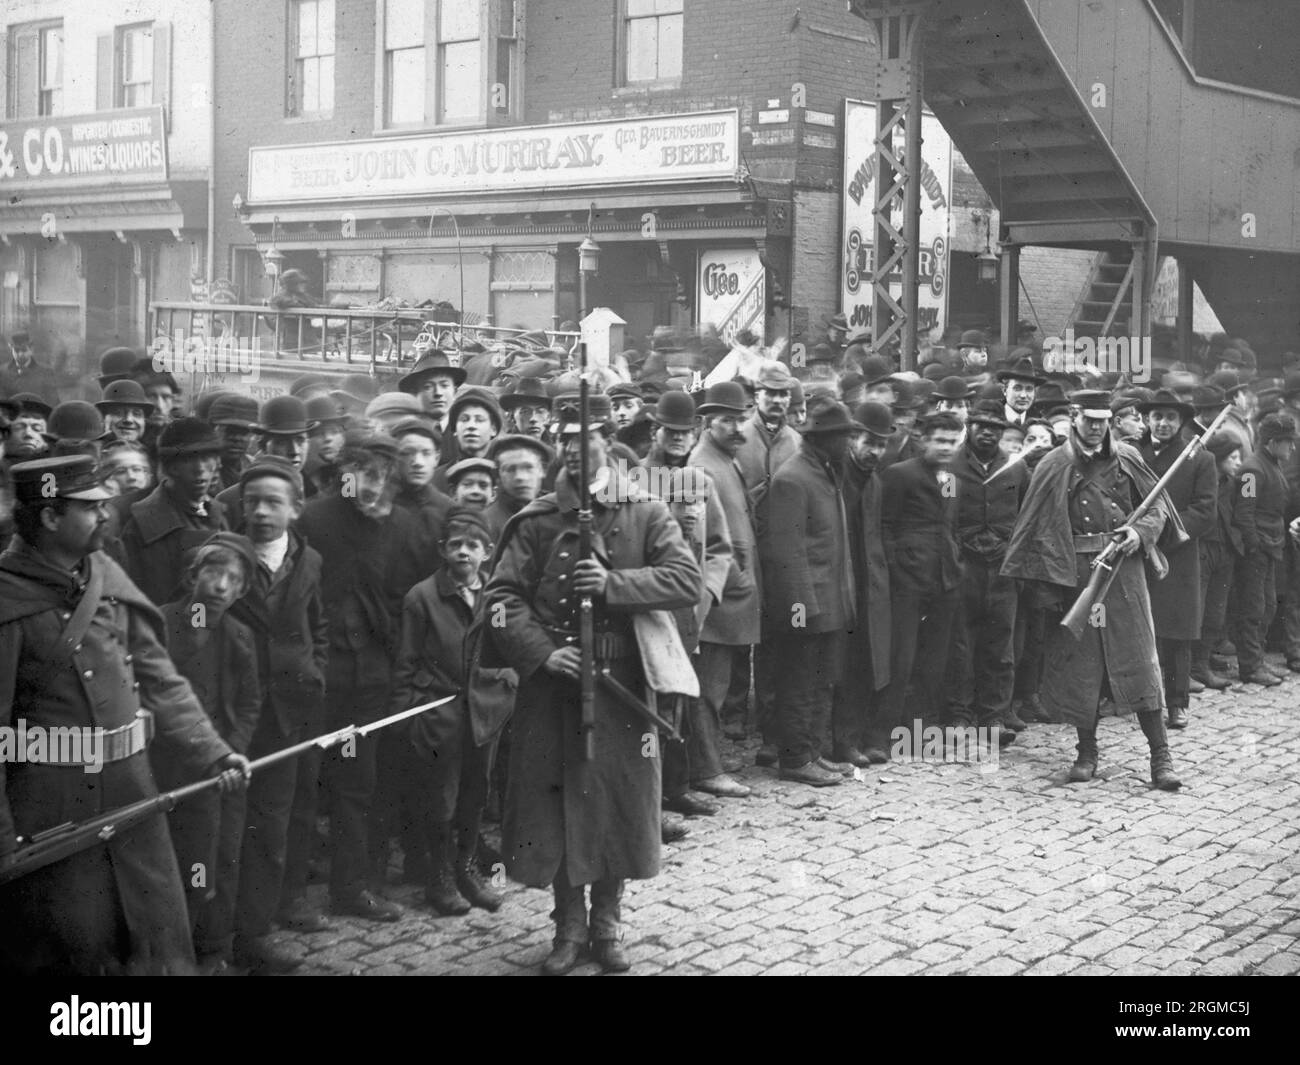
[119,418,228,605]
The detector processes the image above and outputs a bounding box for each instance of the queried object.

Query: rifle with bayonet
[1060,403,1232,639]
[577,341,598,760]
[0,694,457,888]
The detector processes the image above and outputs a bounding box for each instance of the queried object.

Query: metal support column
[1177,258,1195,360]
[999,240,1020,351]
[851,1,931,371]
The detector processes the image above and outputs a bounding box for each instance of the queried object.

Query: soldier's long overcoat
[484,464,699,888]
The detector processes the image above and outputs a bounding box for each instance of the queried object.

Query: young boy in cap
[156,532,263,973]
[447,456,498,509]
[391,506,512,916]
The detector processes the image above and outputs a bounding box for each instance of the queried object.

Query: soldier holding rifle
[1002,391,1190,791]
[484,392,700,975]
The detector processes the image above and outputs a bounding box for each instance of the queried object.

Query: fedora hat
[499,377,552,410]
[934,376,975,401]
[754,363,796,391]
[649,389,698,431]
[399,351,467,392]
[996,353,1046,385]
[1207,370,1248,398]
[800,401,866,436]
[696,381,749,416]
[967,400,1010,429]
[1136,388,1195,420]
[257,395,318,435]
[96,379,156,415]
[852,400,894,439]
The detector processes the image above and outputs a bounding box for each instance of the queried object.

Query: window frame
[286,0,336,119]
[115,22,154,109]
[617,0,684,89]
[372,0,522,133]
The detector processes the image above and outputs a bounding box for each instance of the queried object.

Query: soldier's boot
[1067,728,1098,783]
[589,877,630,973]
[424,823,471,916]
[454,817,502,912]
[543,874,588,976]
[1139,711,1182,791]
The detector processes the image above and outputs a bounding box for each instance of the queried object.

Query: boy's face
[442,531,489,580]
[397,432,438,487]
[193,558,247,616]
[453,471,495,508]
[310,423,346,464]
[242,475,301,542]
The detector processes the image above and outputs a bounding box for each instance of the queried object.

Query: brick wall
[791,188,841,345]
[1019,246,1098,338]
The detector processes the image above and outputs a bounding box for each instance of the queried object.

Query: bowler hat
[890,380,924,411]
[193,390,233,422]
[398,351,467,392]
[934,376,975,401]
[305,394,350,425]
[696,381,749,416]
[967,400,1010,429]
[487,433,555,466]
[96,379,156,415]
[859,354,895,386]
[996,354,1046,385]
[10,455,114,503]
[852,400,894,438]
[446,457,498,485]
[97,347,140,388]
[208,393,260,428]
[1136,388,1195,420]
[1207,370,1247,398]
[800,401,866,436]
[44,401,112,445]
[158,417,223,458]
[500,377,552,410]
[9,392,53,419]
[1215,347,1247,368]
[958,330,988,349]
[290,373,334,398]
[258,395,318,435]
[650,390,698,431]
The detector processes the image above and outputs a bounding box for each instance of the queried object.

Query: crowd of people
[0,315,1297,977]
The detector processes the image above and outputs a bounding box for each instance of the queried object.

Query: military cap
[10,454,114,503]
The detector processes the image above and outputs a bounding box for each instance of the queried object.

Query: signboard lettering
[0,108,168,189]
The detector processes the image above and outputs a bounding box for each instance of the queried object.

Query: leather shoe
[832,746,873,768]
[1187,675,1205,694]
[541,940,584,976]
[1016,695,1050,723]
[693,774,751,798]
[590,939,631,973]
[1167,706,1188,729]
[661,815,689,843]
[331,890,401,923]
[233,937,302,975]
[779,761,842,787]
[663,792,719,817]
[1002,707,1028,732]
[863,747,889,764]
[755,743,779,767]
[1190,666,1231,690]
[721,755,746,774]
[1242,669,1282,687]
[1208,654,1234,672]
[815,756,854,776]
[277,900,332,933]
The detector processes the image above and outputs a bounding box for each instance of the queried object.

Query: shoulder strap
[59,560,105,656]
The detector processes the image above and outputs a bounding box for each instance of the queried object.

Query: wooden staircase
[1069,248,1135,339]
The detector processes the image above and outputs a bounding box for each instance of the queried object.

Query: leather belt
[544,626,635,659]
[1073,533,1112,553]
[39,711,155,767]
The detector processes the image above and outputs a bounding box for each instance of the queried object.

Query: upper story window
[622,0,683,86]
[289,0,335,117]
[380,0,520,129]
[6,21,63,118]
[117,24,153,107]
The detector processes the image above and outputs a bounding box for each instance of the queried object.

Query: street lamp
[427,207,464,364]
[263,215,285,280]
[578,234,601,318]
[973,208,999,284]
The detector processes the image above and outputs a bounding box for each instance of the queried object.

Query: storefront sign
[840,100,951,340]
[247,110,739,203]
[696,247,765,345]
[0,107,168,189]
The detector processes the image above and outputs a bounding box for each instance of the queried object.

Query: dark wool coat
[839,454,891,689]
[119,485,228,605]
[1139,439,1217,640]
[759,443,855,637]
[1001,438,1184,726]
[1231,448,1289,561]
[690,433,762,646]
[484,465,699,888]
[879,456,963,598]
[0,544,233,976]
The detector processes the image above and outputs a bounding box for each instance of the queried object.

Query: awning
[0,179,208,236]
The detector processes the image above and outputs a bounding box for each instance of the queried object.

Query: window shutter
[96,33,114,110]
[15,29,38,118]
[151,22,171,114]
[0,31,10,120]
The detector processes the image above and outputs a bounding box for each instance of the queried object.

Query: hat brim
[257,421,320,435]
[968,414,1011,429]
[95,400,157,416]
[499,394,551,410]
[398,366,467,392]
[63,484,116,502]
[1135,401,1195,419]
[696,403,748,416]
[801,420,867,435]
[42,430,115,445]
[996,370,1047,385]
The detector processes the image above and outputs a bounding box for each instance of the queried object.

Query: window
[622,0,682,85]
[289,0,335,116]
[437,0,481,124]
[116,24,153,107]
[7,21,63,118]
[379,1,517,128]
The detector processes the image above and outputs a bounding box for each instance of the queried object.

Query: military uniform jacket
[0,542,232,975]
[1139,438,1216,639]
[484,463,699,888]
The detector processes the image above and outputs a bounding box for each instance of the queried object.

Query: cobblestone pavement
[278,656,1300,976]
